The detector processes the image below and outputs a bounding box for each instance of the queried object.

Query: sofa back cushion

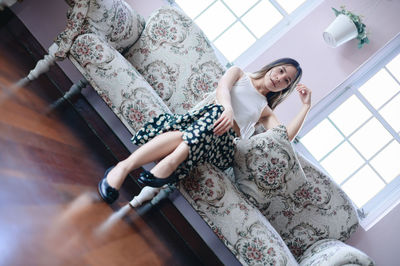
[125,7,225,114]
[69,33,171,136]
[233,125,359,259]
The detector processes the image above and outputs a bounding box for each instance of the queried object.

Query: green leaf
[332,7,341,16]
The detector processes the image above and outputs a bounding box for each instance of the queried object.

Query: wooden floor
[0,9,202,266]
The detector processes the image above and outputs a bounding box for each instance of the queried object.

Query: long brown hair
[251,58,302,110]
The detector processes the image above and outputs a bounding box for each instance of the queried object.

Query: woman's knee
[175,131,184,139]
[177,141,190,155]
[148,131,184,149]
[167,141,189,168]
[162,130,184,142]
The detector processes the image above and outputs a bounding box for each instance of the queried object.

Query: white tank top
[231,73,268,139]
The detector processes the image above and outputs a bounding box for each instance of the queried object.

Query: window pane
[370,140,400,183]
[195,1,236,41]
[386,53,400,82]
[241,0,283,38]
[320,141,364,184]
[214,22,256,62]
[276,0,306,14]
[349,118,392,159]
[222,0,258,17]
[380,93,400,133]
[359,69,400,109]
[341,165,385,208]
[175,0,214,19]
[329,95,372,136]
[301,119,343,161]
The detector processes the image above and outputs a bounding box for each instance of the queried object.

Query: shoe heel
[98,166,119,204]
[138,170,177,188]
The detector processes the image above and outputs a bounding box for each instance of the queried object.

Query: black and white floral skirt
[131,104,237,180]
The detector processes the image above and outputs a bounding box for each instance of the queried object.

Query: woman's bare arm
[259,84,311,141]
[213,66,243,135]
[286,84,311,141]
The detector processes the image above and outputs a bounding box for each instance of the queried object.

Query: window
[170,0,323,67]
[294,35,400,230]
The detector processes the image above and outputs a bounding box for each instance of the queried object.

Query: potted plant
[323,6,369,48]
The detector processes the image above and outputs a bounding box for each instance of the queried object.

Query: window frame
[167,0,324,68]
[294,33,400,230]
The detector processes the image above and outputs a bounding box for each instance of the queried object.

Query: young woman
[98,58,311,204]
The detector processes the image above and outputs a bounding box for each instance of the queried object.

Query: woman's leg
[149,141,189,178]
[106,131,184,189]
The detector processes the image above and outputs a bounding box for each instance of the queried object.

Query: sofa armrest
[55,0,90,59]
[232,126,360,259]
[55,0,145,59]
[299,239,375,266]
[233,125,308,202]
[179,163,298,266]
[69,33,170,135]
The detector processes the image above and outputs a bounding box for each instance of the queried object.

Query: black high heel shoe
[138,170,178,188]
[98,166,119,204]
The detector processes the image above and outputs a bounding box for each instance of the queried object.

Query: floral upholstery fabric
[58,2,374,264]
[234,125,308,199]
[233,125,359,260]
[55,0,145,59]
[69,33,170,135]
[125,7,225,114]
[179,163,298,266]
[299,239,375,266]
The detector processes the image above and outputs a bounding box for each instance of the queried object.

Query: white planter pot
[323,14,358,48]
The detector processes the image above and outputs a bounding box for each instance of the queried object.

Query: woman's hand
[213,107,234,136]
[296,83,312,106]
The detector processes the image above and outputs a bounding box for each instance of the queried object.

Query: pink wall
[246,0,400,125]
[125,0,164,18]
[347,201,400,265]
[10,0,400,264]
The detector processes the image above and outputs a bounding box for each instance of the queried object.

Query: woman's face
[264,64,297,92]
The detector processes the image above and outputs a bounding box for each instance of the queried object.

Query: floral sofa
[53,0,375,265]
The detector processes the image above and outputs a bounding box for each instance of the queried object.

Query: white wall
[10,0,400,264]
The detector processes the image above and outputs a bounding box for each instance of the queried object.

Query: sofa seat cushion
[125,7,225,114]
[69,33,170,135]
[299,239,375,266]
[179,163,298,266]
[233,125,359,259]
